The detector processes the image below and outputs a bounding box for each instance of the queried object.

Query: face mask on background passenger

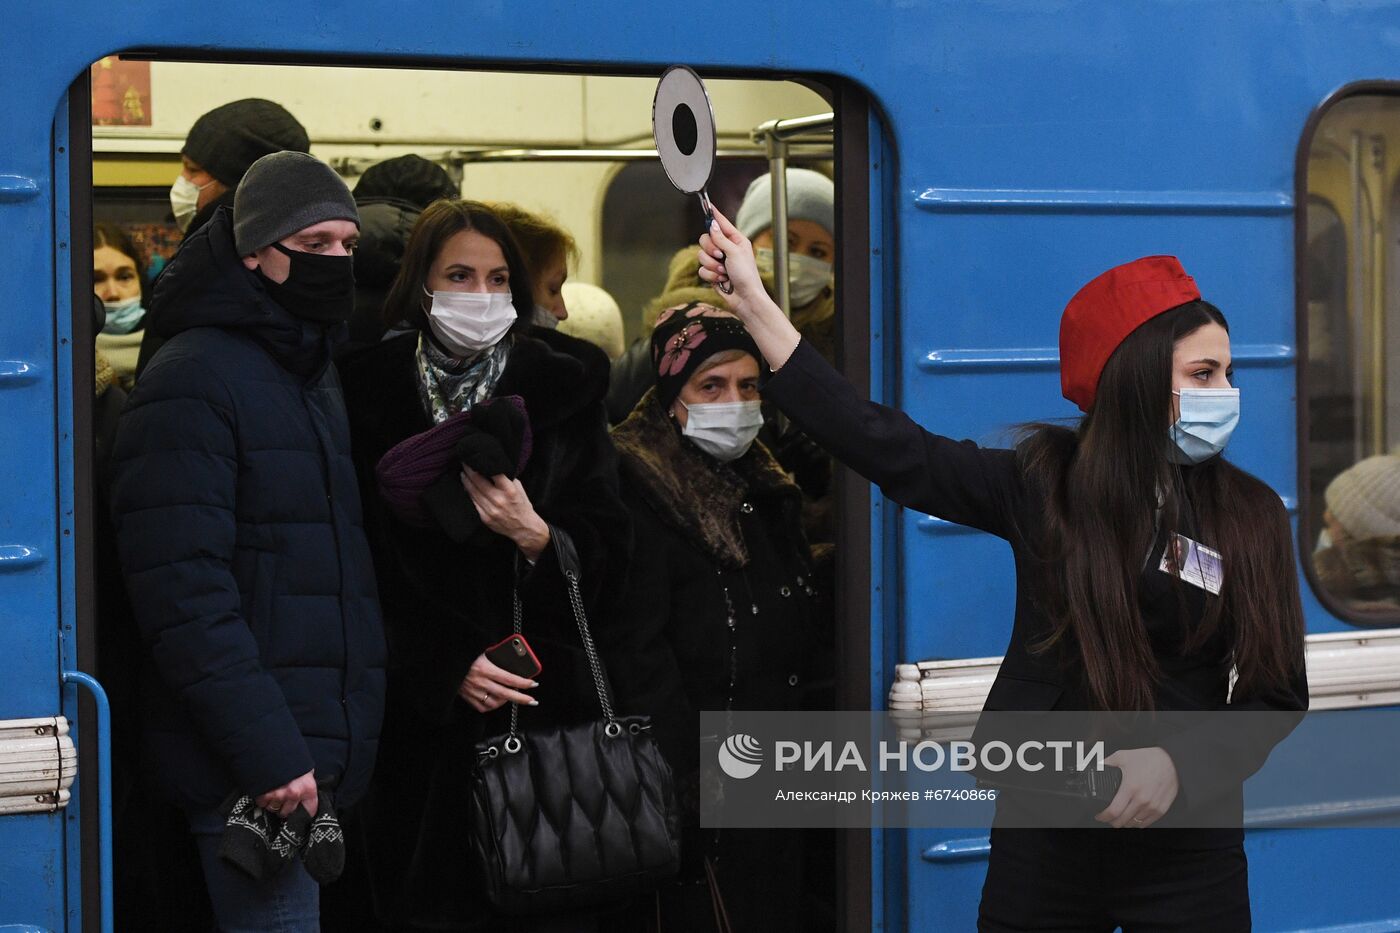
[259,243,356,324]
[530,304,560,330]
[423,286,518,356]
[169,175,210,232]
[755,247,833,308]
[680,399,764,462]
[1169,387,1240,465]
[100,295,145,335]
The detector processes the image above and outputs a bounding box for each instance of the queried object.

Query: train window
[1301,90,1400,622]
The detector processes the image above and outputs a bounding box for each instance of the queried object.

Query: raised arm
[698,209,1022,539]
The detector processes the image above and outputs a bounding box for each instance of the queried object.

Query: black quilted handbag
[467,526,681,914]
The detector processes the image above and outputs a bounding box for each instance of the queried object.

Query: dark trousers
[978,828,1250,932]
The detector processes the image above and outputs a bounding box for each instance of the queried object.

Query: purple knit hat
[375,395,531,527]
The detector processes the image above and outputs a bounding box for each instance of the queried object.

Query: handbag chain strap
[505,526,620,745]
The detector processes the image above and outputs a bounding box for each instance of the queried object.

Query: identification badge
[1159,533,1223,595]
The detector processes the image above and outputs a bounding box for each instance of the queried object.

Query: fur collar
[612,389,800,568]
[1315,535,1400,598]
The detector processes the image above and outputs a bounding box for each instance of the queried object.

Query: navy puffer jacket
[110,207,386,811]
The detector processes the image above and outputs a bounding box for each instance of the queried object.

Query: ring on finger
[483,691,491,703]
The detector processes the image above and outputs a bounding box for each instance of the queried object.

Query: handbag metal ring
[483,746,500,760]
[604,722,624,738]
[629,723,642,735]
[504,736,523,754]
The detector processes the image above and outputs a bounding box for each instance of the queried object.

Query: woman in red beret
[698,210,1307,931]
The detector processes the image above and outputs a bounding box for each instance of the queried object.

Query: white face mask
[755,247,834,308]
[169,175,211,232]
[530,303,560,330]
[680,399,764,462]
[422,286,518,356]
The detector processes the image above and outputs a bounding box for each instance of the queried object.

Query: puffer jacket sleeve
[110,355,314,797]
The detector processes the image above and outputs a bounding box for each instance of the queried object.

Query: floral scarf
[415,333,512,424]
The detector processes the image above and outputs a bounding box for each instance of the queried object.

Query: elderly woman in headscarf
[609,302,831,933]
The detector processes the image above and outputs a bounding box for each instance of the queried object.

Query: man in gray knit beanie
[109,146,383,930]
[236,151,361,325]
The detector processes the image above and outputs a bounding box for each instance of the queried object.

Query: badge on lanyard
[1160,533,1223,595]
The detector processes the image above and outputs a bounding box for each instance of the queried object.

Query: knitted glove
[218,792,312,880]
[300,797,346,885]
[218,793,276,880]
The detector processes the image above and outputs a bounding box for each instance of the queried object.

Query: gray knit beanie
[233,152,359,256]
[1325,454,1400,540]
[735,168,834,239]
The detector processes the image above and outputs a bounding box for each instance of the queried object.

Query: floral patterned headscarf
[649,302,762,409]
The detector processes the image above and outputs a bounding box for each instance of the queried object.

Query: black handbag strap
[508,524,619,742]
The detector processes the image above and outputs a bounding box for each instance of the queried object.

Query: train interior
[80,55,859,928]
[1304,91,1400,622]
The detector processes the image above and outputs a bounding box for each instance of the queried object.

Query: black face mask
[259,242,356,324]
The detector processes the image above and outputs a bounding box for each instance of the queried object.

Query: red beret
[1059,256,1200,412]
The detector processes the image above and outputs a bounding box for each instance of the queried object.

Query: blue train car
[7,2,1400,929]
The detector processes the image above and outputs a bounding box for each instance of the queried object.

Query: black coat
[764,338,1309,832]
[609,391,825,778]
[135,187,239,380]
[108,207,386,812]
[344,196,421,352]
[608,391,829,933]
[336,328,631,929]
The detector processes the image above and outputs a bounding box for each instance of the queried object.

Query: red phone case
[484,634,543,679]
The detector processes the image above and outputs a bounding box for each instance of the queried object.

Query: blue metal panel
[4,1,1400,929]
[868,106,901,933]
[53,91,84,933]
[0,13,66,929]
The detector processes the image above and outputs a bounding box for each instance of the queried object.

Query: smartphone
[484,634,543,679]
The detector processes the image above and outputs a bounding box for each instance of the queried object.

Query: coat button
[751,603,759,615]
[788,674,799,687]
[740,502,754,514]
[779,586,792,598]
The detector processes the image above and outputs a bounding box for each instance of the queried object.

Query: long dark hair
[380,199,535,335]
[1019,301,1305,710]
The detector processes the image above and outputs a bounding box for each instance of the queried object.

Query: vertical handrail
[767,134,792,317]
[61,671,111,933]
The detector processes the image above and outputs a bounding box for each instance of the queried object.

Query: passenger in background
[138,98,310,377]
[110,152,385,932]
[558,281,626,360]
[336,199,629,932]
[735,167,837,361]
[609,303,830,933]
[92,223,148,390]
[1314,454,1400,613]
[606,167,836,423]
[346,154,458,349]
[490,202,579,328]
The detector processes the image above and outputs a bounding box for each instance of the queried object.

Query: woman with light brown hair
[489,202,579,328]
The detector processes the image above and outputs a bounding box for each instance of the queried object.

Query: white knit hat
[557,282,625,360]
[735,168,834,239]
[1325,454,1400,540]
